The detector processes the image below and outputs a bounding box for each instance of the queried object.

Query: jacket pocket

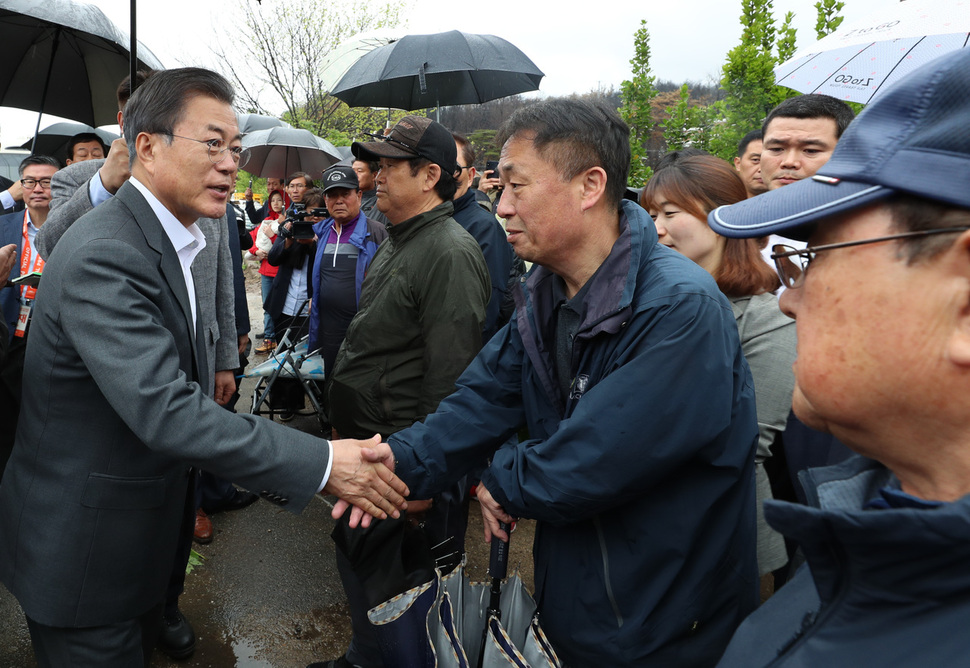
[80,473,167,510]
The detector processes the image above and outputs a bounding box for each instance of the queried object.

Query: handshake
[323,435,409,525]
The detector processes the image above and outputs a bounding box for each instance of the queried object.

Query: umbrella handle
[478,521,511,668]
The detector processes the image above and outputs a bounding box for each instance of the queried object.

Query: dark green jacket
[327,201,489,439]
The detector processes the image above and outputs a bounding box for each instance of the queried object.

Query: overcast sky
[1,0,893,147]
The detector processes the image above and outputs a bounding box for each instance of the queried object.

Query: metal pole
[31,27,61,153]
[130,0,137,98]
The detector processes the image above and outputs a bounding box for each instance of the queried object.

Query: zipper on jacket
[594,516,624,628]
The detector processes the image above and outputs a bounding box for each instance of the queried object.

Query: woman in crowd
[248,189,285,354]
[641,155,795,589]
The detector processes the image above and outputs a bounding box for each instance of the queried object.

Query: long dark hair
[641,155,780,297]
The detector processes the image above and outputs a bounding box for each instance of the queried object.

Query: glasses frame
[20,178,52,190]
[165,133,249,168]
[771,225,970,288]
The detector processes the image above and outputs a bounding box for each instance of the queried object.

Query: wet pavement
[0,266,535,667]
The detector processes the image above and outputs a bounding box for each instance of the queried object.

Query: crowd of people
[1,43,969,668]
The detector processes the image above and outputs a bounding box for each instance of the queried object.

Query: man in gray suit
[34,70,241,658]
[0,67,408,667]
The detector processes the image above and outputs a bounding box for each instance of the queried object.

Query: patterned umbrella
[775,0,970,104]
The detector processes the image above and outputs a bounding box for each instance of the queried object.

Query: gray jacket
[39,158,238,388]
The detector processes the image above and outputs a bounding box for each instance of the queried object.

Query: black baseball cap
[709,46,970,241]
[321,165,359,193]
[352,116,458,176]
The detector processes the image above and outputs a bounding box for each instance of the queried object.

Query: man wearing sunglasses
[709,47,970,666]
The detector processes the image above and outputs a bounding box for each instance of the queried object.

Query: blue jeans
[260,274,275,340]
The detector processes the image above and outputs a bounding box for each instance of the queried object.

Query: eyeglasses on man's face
[166,134,250,169]
[20,178,52,190]
[771,226,970,289]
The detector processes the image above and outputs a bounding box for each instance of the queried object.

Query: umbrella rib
[810,43,873,96]
[865,36,927,103]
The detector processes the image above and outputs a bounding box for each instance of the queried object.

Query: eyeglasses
[771,226,970,289]
[287,183,308,190]
[20,178,52,190]
[166,134,250,169]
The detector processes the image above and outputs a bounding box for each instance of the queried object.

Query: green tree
[662,85,715,152]
[618,20,658,187]
[815,0,845,39]
[467,129,499,166]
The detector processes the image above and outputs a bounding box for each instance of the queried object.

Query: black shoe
[307,657,359,668]
[158,609,196,660]
[202,488,259,515]
[279,410,294,422]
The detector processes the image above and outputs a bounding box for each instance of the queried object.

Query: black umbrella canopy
[15,121,118,165]
[331,30,544,110]
[0,0,164,127]
[238,113,291,135]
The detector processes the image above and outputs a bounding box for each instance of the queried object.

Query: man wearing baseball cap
[307,165,387,377]
[710,46,970,665]
[320,116,488,668]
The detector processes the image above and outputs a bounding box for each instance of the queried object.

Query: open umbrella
[238,113,291,135]
[242,127,341,179]
[16,121,118,165]
[0,0,164,132]
[774,0,970,104]
[331,30,544,117]
[320,28,406,93]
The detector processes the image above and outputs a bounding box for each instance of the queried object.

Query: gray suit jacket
[0,182,329,627]
[39,159,238,387]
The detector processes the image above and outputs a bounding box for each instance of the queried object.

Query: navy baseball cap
[321,165,359,193]
[709,46,970,241]
[352,116,458,176]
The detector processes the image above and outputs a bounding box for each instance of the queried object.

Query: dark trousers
[26,602,164,668]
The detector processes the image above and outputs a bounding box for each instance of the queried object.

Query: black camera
[279,203,328,240]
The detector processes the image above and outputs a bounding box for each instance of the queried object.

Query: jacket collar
[765,455,970,603]
[386,201,454,244]
[313,212,369,248]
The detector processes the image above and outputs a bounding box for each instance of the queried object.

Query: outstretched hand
[331,440,399,528]
[325,435,408,523]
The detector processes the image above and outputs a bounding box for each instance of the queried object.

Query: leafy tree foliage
[618,20,658,187]
[815,0,845,39]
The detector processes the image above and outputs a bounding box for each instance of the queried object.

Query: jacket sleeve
[395,291,757,526]
[414,237,489,419]
[55,237,330,510]
[214,214,240,371]
[36,166,91,260]
[736,295,796,462]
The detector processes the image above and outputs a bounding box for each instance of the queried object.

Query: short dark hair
[302,187,325,208]
[641,155,779,297]
[407,157,457,202]
[452,132,475,168]
[888,195,970,263]
[123,68,234,166]
[655,148,710,172]
[763,94,855,139]
[19,154,59,176]
[496,98,630,212]
[287,172,313,187]
[352,158,379,175]
[117,70,155,110]
[736,130,763,158]
[67,133,106,161]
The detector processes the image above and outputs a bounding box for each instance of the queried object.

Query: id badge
[14,302,31,338]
